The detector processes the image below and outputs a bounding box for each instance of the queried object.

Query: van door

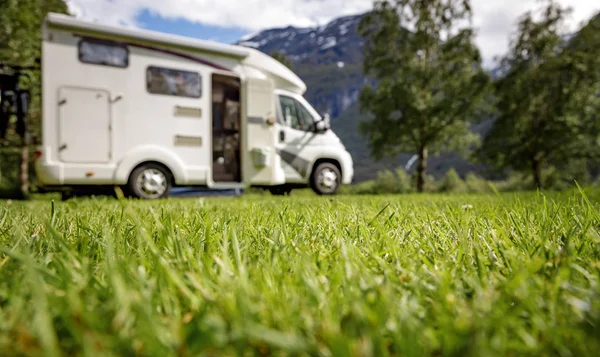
[275,93,317,180]
[242,77,286,186]
[58,86,111,163]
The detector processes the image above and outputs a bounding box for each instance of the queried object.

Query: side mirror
[315,120,327,132]
[314,113,331,133]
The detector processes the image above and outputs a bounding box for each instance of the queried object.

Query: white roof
[44,12,306,94]
[243,48,307,94]
[45,12,250,58]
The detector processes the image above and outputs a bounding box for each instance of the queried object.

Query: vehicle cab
[270,89,354,195]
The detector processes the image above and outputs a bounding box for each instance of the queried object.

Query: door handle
[111,94,123,103]
[279,130,285,142]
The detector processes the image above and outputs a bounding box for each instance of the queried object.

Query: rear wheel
[310,162,341,195]
[128,163,172,199]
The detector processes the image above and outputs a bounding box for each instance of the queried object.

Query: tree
[1,0,69,139]
[271,51,293,69]
[477,2,600,190]
[0,0,69,197]
[357,0,489,193]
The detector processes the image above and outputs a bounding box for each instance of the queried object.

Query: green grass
[1,189,600,356]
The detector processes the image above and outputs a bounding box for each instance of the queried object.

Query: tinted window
[146,66,202,98]
[78,39,128,68]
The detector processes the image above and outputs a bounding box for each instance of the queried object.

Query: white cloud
[65,0,599,67]
[65,0,372,29]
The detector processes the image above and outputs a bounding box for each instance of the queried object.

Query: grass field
[1,189,599,357]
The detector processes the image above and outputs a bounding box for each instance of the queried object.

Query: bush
[395,168,414,194]
[345,168,419,195]
[374,169,398,194]
[544,161,592,191]
[492,171,534,192]
[438,168,467,193]
[465,173,494,193]
[345,164,598,196]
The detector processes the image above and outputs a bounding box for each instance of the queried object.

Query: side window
[146,66,202,98]
[278,95,315,132]
[78,39,129,68]
[279,96,301,128]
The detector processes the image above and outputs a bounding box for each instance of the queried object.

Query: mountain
[237,14,369,122]
[238,14,365,66]
[236,13,486,182]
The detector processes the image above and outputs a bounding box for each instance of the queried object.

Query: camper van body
[34,13,353,198]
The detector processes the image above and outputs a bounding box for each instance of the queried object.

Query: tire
[128,163,172,200]
[310,162,341,195]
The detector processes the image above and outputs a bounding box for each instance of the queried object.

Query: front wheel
[310,162,341,195]
[128,163,172,200]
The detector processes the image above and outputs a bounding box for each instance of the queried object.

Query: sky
[64,0,599,68]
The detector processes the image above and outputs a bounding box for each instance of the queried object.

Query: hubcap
[136,169,167,198]
[318,168,338,192]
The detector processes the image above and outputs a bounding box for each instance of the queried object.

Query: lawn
[0,189,599,356]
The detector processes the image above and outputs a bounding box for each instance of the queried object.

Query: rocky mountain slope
[236,13,485,182]
[238,14,365,66]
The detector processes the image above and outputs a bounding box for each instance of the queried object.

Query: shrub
[438,168,467,193]
[465,173,494,193]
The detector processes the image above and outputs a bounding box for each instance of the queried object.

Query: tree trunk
[20,145,29,199]
[416,146,428,193]
[532,157,542,190]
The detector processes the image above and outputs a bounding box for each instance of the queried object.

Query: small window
[146,66,202,98]
[78,39,128,68]
[278,95,315,132]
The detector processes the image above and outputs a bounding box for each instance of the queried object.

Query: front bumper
[341,150,354,185]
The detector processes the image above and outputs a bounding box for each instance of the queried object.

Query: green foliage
[342,167,415,195]
[344,167,593,195]
[0,148,22,198]
[394,168,413,193]
[540,160,592,191]
[437,168,467,193]
[0,0,69,146]
[1,192,600,356]
[270,50,293,69]
[357,0,490,193]
[374,168,414,194]
[374,169,397,193]
[464,172,493,193]
[478,1,600,190]
[0,0,69,193]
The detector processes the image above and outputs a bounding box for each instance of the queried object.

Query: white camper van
[34,13,354,199]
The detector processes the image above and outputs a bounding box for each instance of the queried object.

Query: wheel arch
[128,160,175,184]
[310,157,342,179]
[114,145,188,185]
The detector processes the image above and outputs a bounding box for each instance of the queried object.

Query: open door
[242,77,286,186]
[212,74,242,183]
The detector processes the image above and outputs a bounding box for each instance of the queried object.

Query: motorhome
[34,13,354,199]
